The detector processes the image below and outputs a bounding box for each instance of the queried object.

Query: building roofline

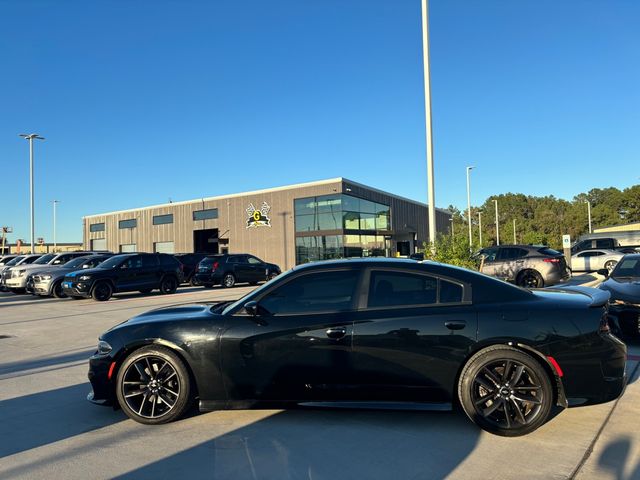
[83,177,451,219]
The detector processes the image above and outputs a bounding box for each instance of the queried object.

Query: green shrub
[422,234,479,270]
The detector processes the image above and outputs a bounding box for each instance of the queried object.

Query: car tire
[92,281,113,301]
[160,276,178,295]
[516,270,544,288]
[458,345,554,437]
[116,345,192,425]
[604,260,617,273]
[267,272,279,281]
[222,273,236,288]
[52,281,67,299]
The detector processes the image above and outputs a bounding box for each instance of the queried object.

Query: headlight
[97,340,112,355]
[79,275,92,281]
[41,274,53,280]
[13,269,26,277]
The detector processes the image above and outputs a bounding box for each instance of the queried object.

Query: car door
[494,247,526,281]
[219,268,361,402]
[572,252,588,271]
[115,256,143,291]
[246,255,266,282]
[140,254,161,288]
[350,268,476,403]
[230,255,253,283]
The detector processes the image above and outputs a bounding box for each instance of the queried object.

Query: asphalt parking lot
[0,286,639,480]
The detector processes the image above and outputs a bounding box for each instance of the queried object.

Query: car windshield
[33,254,56,265]
[97,256,126,269]
[610,258,640,280]
[63,256,91,269]
[5,256,24,266]
[221,268,295,315]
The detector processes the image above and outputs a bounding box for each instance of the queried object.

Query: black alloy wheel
[116,346,192,425]
[92,281,113,301]
[160,276,178,295]
[52,281,67,299]
[458,346,553,436]
[517,270,544,288]
[222,273,236,288]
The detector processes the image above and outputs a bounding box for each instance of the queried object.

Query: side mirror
[244,301,259,317]
[596,268,609,277]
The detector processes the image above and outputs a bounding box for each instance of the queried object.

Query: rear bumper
[544,268,571,286]
[194,273,223,285]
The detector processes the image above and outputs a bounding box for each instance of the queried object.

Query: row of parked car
[0,251,281,301]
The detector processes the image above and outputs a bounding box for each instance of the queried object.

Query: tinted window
[596,239,614,248]
[498,248,527,261]
[200,255,224,266]
[611,258,640,279]
[51,254,71,265]
[153,214,173,225]
[90,223,105,232]
[34,254,55,265]
[122,256,144,269]
[247,256,262,265]
[368,271,437,308]
[6,256,25,266]
[119,219,137,229]
[193,209,218,221]
[23,256,41,264]
[228,256,241,263]
[440,279,463,303]
[259,270,360,315]
[98,256,128,269]
[159,255,179,267]
[141,255,159,268]
[481,248,498,262]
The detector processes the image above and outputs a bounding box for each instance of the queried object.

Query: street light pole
[19,133,45,253]
[421,0,437,248]
[513,218,517,244]
[585,200,592,233]
[466,166,474,247]
[53,200,60,251]
[449,217,454,239]
[478,212,482,246]
[494,199,500,246]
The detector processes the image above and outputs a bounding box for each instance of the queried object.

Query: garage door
[154,241,175,254]
[91,238,107,251]
[120,244,137,253]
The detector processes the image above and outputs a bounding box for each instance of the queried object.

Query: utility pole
[19,133,45,253]
[449,217,455,238]
[421,0,437,248]
[513,219,517,244]
[585,200,592,233]
[478,212,482,246]
[494,199,500,246]
[53,200,60,251]
[466,166,474,247]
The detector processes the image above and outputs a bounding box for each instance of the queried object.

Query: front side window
[481,248,498,262]
[259,270,360,315]
[122,256,144,269]
[247,256,262,265]
[153,214,173,225]
[34,254,56,265]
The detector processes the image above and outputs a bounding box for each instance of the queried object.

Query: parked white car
[570,249,624,273]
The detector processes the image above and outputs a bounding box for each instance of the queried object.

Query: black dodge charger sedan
[88,258,626,436]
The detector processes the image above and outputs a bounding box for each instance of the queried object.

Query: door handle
[444,321,466,331]
[326,327,347,339]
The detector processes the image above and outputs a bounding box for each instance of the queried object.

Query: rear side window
[141,255,160,268]
[538,247,561,256]
[159,255,179,267]
[259,270,360,315]
[368,271,437,307]
[200,256,223,266]
[440,280,463,303]
[596,239,614,248]
[498,248,528,261]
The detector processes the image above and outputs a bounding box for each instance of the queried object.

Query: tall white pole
[466,166,474,247]
[494,199,500,246]
[513,218,517,244]
[478,211,482,246]
[449,217,454,238]
[53,200,59,251]
[20,134,45,253]
[586,201,592,233]
[421,0,437,247]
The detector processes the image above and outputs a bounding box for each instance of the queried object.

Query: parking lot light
[19,133,45,253]
[494,199,500,245]
[466,166,474,247]
[585,200,592,233]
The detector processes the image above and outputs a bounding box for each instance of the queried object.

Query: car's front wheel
[92,281,113,301]
[52,280,67,299]
[116,346,192,425]
[458,346,554,436]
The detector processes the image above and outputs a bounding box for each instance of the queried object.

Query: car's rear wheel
[267,272,279,281]
[116,346,192,425]
[92,281,113,301]
[222,273,236,288]
[160,276,178,295]
[604,260,617,273]
[52,280,67,299]
[458,346,553,437]
[517,270,544,288]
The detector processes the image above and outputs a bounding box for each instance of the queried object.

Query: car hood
[117,303,223,328]
[599,278,640,303]
[65,267,105,277]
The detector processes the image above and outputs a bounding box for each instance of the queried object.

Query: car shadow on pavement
[0,383,126,458]
[0,348,95,377]
[114,408,481,480]
[597,436,640,480]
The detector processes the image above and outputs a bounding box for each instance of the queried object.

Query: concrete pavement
[0,285,638,480]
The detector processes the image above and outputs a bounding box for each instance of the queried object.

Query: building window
[120,244,136,253]
[153,214,173,225]
[119,219,137,229]
[89,222,105,232]
[154,241,175,254]
[193,209,218,221]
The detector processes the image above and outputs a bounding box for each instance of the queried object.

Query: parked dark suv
[475,245,570,288]
[173,253,210,286]
[61,253,182,301]
[195,254,281,288]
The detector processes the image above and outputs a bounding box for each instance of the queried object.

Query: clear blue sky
[1,0,639,243]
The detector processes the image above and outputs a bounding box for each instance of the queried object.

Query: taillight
[212,262,219,271]
[543,258,561,263]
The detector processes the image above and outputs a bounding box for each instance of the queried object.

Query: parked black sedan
[88,258,626,436]
[598,254,640,337]
[194,253,280,288]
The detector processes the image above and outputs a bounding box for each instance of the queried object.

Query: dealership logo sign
[246,202,271,228]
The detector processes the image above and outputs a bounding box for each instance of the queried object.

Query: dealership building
[83,178,451,270]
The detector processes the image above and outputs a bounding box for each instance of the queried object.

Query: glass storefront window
[360,213,376,230]
[342,195,360,212]
[295,215,316,232]
[343,211,360,230]
[315,195,342,214]
[317,212,341,230]
[359,199,376,214]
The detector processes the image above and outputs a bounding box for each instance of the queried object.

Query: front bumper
[30,279,54,296]
[87,352,116,407]
[62,279,93,298]
[5,276,28,289]
[608,304,640,337]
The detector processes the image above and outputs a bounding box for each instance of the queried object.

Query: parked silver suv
[4,252,93,293]
[0,254,42,291]
[475,245,570,288]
